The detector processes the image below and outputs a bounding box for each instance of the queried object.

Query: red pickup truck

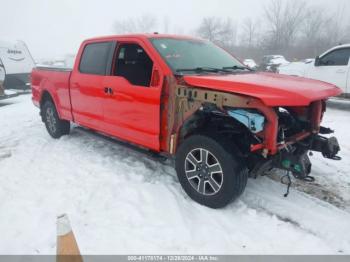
[32,34,342,208]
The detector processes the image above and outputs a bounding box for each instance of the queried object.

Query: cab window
[319,48,350,66]
[113,43,153,87]
[79,42,113,75]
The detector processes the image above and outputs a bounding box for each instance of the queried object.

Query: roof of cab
[84,33,200,42]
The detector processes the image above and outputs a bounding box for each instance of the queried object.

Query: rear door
[70,41,115,130]
[307,48,350,93]
[102,40,163,151]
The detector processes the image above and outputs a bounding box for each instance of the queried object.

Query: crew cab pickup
[32,34,342,208]
[279,44,350,96]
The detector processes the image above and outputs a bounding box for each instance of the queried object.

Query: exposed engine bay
[170,84,341,197]
[226,105,341,196]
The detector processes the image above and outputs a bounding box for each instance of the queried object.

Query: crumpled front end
[247,100,341,181]
[167,83,341,183]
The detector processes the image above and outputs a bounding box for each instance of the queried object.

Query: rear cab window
[79,42,114,75]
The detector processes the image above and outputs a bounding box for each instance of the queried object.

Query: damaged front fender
[159,76,279,156]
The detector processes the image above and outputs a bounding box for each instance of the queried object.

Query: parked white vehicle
[278,59,314,77]
[243,59,258,69]
[278,44,350,95]
[0,40,35,90]
[260,55,290,72]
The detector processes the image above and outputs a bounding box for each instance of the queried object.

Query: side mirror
[314,56,320,67]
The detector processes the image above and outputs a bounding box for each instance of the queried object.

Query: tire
[175,135,248,208]
[42,100,70,138]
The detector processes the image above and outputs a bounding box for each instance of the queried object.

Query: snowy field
[0,94,350,255]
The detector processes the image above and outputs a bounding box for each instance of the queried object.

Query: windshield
[150,38,244,74]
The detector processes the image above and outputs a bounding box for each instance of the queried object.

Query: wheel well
[40,91,54,120]
[40,91,54,107]
[178,108,256,157]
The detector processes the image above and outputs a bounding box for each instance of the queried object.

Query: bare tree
[197,17,221,41]
[283,1,306,45]
[113,15,157,34]
[298,6,328,56]
[240,17,260,47]
[301,7,325,42]
[162,16,170,33]
[213,0,350,61]
[263,0,284,49]
[196,17,237,47]
[263,0,307,50]
[297,3,350,57]
[322,4,350,46]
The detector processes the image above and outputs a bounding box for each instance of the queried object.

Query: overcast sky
[1,0,349,60]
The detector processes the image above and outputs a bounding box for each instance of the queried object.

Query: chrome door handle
[104,87,113,95]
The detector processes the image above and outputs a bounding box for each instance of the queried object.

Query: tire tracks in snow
[242,177,350,253]
[0,139,19,161]
[267,172,350,211]
[71,126,350,252]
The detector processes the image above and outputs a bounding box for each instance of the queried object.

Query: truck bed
[31,67,73,121]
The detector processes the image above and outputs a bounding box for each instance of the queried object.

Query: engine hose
[281,172,292,197]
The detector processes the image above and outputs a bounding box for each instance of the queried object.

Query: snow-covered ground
[0,94,350,255]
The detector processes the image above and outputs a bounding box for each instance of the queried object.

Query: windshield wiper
[222,65,254,71]
[176,67,231,74]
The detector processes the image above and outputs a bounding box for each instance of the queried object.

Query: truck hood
[183,72,342,106]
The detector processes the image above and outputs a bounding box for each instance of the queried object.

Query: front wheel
[175,135,248,208]
[42,100,70,139]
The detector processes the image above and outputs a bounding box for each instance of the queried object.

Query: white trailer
[0,40,35,90]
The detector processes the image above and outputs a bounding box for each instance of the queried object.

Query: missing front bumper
[311,135,341,160]
[250,135,341,179]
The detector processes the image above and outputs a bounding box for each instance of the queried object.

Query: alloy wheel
[184,148,224,196]
[46,107,57,134]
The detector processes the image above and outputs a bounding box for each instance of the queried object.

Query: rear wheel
[175,135,248,208]
[42,100,70,138]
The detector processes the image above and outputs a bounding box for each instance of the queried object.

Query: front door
[307,48,350,93]
[102,42,163,151]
